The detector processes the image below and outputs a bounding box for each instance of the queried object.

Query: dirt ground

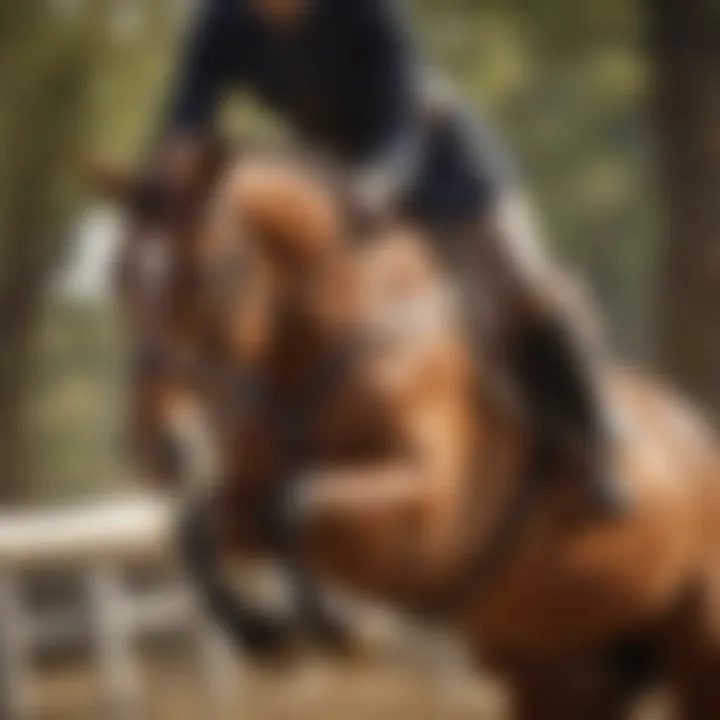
[34,655,670,720]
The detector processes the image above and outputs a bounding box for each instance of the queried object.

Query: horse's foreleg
[178,494,296,658]
[291,462,427,522]
[278,462,427,646]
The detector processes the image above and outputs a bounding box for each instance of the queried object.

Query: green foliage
[31,302,126,500]
[0,0,100,502]
[415,0,655,356]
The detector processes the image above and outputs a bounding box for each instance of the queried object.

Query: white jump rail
[0,494,237,720]
[0,494,176,570]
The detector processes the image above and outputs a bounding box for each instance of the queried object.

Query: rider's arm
[351,0,422,212]
[166,0,233,132]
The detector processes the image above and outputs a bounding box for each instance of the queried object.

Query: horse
[92,148,720,719]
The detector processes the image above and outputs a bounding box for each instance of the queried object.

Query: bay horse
[93,150,720,719]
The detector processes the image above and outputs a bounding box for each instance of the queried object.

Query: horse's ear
[228,160,343,270]
[85,160,135,202]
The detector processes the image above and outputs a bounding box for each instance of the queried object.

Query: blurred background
[1,0,718,504]
[0,0,717,717]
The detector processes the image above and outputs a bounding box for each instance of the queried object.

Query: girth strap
[418,439,551,619]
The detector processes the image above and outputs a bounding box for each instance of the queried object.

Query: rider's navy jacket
[168,0,512,222]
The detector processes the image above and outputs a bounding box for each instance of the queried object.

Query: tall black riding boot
[514,314,626,517]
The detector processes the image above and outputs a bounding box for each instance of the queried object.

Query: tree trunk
[0,6,94,504]
[651,0,720,419]
[0,322,36,505]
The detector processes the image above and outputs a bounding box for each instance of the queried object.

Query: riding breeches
[418,191,612,474]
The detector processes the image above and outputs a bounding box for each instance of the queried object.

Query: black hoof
[238,614,298,660]
[178,503,297,660]
[307,612,353,654]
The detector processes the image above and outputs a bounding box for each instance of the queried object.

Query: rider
[155,0,622,515]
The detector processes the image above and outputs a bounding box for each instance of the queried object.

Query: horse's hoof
[308,615,354,655]
[238,615,298,661]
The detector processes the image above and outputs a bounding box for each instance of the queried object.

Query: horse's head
[90,140,359,487]
[89,139,228,486]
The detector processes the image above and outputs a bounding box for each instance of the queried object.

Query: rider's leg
[430,192,624,516]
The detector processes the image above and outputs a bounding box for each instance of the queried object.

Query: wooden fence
[0,494,237,720]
